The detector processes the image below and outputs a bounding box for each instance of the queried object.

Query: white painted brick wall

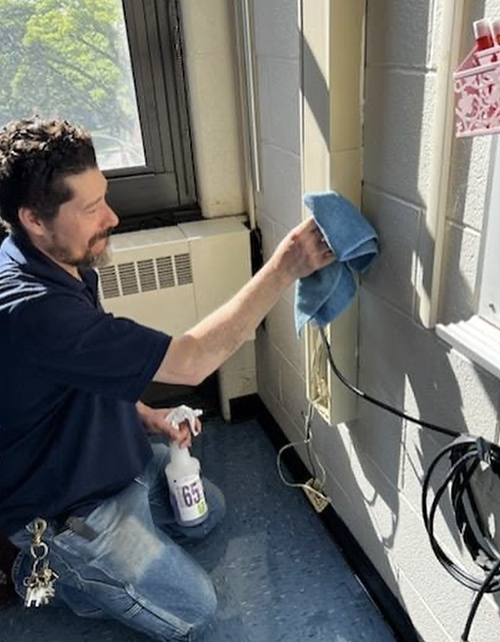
[363,187,424,317]
[360,0,500,639]
[181,0,245,216]
[252,0,309,466]
[265,296,305,374]
[366,0,441,70]
[364,69,436,206]
[440,222,481,323]
[257,58,301,155]
[253,0,300,60]
[255,144,302,228]
[252,0,500,640]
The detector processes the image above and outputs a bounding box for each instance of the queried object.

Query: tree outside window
[0,0,145,171]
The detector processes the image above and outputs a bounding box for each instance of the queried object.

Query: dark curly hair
[0,117,97,237]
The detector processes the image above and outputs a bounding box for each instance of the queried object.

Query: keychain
[23,518,58,608]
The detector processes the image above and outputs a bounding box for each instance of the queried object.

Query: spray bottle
[164,405,209,527]
[473,18,495,52]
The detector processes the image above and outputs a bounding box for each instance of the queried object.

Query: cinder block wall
[361,0,500,638]
[253,0,500,640]
[253,0,307,439]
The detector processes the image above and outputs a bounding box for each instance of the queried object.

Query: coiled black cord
[318,327,500,641]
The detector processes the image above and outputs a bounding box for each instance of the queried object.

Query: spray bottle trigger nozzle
[165,405,203,436]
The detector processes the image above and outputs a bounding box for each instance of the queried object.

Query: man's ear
[17,207,46,240]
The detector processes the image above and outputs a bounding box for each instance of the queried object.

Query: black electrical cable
[318,326,500,641]
[318,327,460,438]
[462,558,500,641]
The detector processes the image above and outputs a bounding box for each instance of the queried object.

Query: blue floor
[0,417,397,642]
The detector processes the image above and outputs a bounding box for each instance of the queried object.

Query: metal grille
[174,253,193,285]
[99,265,120,299]
[156,256,176,289]
[98,253,193,299]
[118,262,139,295]
[137,259,157,292]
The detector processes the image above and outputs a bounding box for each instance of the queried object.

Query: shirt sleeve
[12,291,171,402]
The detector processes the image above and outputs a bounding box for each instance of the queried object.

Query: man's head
[0,117,118,271]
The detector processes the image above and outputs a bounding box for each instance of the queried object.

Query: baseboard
[255,398,421,642]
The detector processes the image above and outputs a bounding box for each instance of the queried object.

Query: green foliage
[0,0,137,135]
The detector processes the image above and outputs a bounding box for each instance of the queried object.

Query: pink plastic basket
[454,45,500,137]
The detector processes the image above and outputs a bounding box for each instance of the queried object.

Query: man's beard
[49,229,114,270]
[81,240,113,269]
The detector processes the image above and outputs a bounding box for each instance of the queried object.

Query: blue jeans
[10,443,225,642]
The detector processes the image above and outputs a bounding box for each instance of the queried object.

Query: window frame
[105,0,198,223]
[436,137,500,380]
[477,136,500,328]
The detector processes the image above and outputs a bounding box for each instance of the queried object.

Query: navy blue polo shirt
[0,235,171,536]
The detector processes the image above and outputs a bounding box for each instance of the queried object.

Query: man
[0,117,334,640]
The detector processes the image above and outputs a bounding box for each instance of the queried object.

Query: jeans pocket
[52,527,97,565]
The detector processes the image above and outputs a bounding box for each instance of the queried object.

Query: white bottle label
[172,473,208,523]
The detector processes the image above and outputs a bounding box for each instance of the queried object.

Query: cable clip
[476,436,492,471]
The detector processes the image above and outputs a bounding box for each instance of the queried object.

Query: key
[39,567,58,604]
[25,579,42,608]
[24,563,58,608]
[40,564,58,585]
[25,577,55,608]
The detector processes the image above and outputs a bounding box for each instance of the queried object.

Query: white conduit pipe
[234,0,260,231]
[424,0,466,327]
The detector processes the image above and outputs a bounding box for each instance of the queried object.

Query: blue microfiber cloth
[295,191,379,335]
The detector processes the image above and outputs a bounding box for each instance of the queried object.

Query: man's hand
[271,217,335,286]
[136,402,201,447]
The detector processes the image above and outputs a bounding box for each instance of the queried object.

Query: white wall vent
[99,253,193,300]
[98,219,252,336]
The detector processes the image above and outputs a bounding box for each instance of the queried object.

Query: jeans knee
[200,574,217,624]
[172,579,216,642]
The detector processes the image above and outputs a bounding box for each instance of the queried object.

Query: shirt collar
[0,234,97,294]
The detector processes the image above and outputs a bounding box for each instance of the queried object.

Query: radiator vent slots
[156,256,175,289]
[174,253,193,285]
[118,262,139,296]
[137,259,157,292]
[99,253,193,299]
[99,265,120,299]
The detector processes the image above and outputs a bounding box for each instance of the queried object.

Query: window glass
[0,0,145,171]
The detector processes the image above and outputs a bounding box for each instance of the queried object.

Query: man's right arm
[153,217,334,387]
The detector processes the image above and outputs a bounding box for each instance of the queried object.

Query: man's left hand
[136,402,200,447]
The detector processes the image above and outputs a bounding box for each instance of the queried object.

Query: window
[437,137,500,380]
[0,0,198,225]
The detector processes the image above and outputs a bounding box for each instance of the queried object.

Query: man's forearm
[155,257,287,386]
[153,217,334,387]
